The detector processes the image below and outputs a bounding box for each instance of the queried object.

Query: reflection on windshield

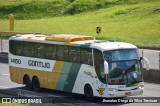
[104,49,139,62]
[108,61,143,85]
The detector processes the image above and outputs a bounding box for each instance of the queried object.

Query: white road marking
[0,74,9,76]
[0,86,10,88]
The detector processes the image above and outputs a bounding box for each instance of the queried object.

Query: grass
[0,0,160,48]
[0,103,32,106]
[0,0,155,20]
[0,0,70,19]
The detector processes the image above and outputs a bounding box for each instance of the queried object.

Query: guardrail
[140,50,160,70]
[0,52,8,63]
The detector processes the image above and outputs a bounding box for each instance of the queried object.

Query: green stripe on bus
[80,44,91,48]
[56,62,72,91]
[63,63,81,92]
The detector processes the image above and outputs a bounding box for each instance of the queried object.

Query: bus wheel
[23,75,32,91]
[84,85,94,101]
[32,76,41,92]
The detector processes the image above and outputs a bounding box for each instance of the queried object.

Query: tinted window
[45,44,56,60]
[9,40,23,55]
[69,47,80,63]
[81,48,93,65]
[57,46,68,61]
[34,43,45,58]
[23,42,35,57]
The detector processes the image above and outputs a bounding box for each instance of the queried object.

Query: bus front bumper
[106,88,143,98]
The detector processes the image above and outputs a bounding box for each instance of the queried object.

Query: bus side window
[17,41,23,56]
[23,42,35,57]
[34,43,45,58]
[81,48,93,66]
[45,44,56,60]
[69,47,80,63]
[57,45,68,61]
[9,40,23,56]
[9,40,16,55]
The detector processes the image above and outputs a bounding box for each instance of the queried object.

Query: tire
[23,75,32,91]
[32,77,41,92]
[84,85,94,101]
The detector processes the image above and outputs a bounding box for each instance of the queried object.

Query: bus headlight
[108,88,118,92]
[138,85,144,89]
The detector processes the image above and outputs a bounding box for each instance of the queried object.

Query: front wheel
[84,85,94,101]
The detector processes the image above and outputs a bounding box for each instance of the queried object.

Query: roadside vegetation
[0,0,151,20]
[0,0,160,48]
[0,103,32,106]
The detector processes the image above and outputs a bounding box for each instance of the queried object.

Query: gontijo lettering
[28,60,50,68]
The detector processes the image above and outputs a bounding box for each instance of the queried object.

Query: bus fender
[83,82,95,96]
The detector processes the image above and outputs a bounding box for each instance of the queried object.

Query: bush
[0,0,70,19]
[65,0,108,14]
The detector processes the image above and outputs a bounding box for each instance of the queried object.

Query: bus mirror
[104,60,109,74]
[141,57,150,70]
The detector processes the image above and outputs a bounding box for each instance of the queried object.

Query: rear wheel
[84,85,94,101]
[23,75,32,90]
[32,76,41,92]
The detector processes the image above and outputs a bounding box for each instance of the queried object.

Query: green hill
[0,0,160,48]
[1,0,158,20]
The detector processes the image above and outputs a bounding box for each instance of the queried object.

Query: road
[0,39,159,70]
[0,63,160,106]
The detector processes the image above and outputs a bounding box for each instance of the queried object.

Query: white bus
[9,34,150,100]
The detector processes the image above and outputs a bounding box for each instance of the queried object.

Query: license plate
[125,92,131,96]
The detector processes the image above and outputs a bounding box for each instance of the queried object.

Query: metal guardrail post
[142,50,144,67]
[9,14,14,31]
[159,52,160,70]
[0,35,3,52]
[142,50,143,57]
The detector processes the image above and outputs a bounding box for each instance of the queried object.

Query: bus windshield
[104,49,143,85]
[104,49,139,62]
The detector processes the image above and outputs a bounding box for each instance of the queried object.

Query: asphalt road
[0,63,160,106]
[0,39,160,70]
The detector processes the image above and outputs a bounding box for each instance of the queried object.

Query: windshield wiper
[126,63,138,83]
[129,71,137,83]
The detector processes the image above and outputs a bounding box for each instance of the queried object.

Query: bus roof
[91,41,137,51]
[9,34,137,51]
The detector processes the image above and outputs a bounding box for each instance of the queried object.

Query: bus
[9,34,150,100]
